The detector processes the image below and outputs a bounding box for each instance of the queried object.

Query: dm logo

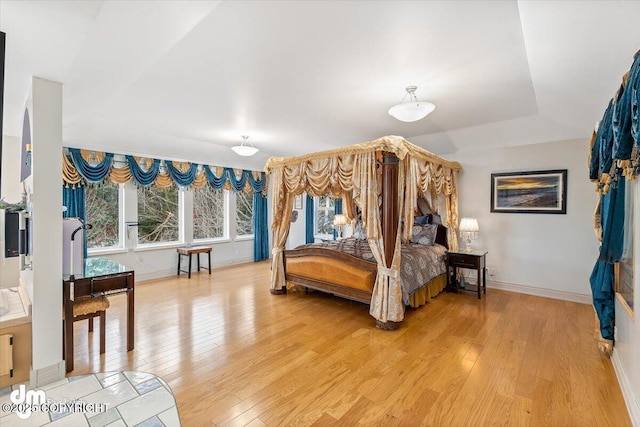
[10,384,46,419]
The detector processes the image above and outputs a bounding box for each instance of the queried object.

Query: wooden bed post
[381,151,399,267]
[377,151,402,331]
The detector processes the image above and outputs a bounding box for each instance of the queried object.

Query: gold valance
[265,135,461,172]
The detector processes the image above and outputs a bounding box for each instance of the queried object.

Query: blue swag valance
[69,148,114,183]
[589,49,640,193]
[126,156,161,187]
[63,148,267,194]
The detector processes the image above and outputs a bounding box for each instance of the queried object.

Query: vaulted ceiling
[1,1,639,170]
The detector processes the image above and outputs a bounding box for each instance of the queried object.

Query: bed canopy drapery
[265,135,461,328]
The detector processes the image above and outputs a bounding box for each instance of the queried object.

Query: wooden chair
[63,296,110,355]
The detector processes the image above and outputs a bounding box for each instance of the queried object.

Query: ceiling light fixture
[388,85,435,122]
[231,135,258,156]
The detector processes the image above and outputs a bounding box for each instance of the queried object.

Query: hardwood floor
[71,261,631,426]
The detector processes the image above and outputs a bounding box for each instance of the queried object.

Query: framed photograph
[490,169,567,214]
[294,195,303,210]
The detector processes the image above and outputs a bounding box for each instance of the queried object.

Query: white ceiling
[1,1,639,170]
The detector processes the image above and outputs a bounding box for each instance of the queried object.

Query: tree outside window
[193,186,226,240]
[315,195,335,236]
[85,182,121,249]
[235,191,254,236]
[137,185,179,244]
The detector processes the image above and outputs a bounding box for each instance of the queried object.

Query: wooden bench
[177,246,212,278]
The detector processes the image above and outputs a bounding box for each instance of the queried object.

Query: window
[85,182,122,250]
[193,186,226,240]
[315,195,335,237]
[235,191,254,237]
[137,185,180,245]
[616,178,635,318]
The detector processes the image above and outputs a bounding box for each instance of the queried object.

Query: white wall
[447,138,598,302]
[287,196,306,249]
[613,178,639,425]
[0,135,21,287]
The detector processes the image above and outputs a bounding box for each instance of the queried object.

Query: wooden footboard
[283,247,377,304]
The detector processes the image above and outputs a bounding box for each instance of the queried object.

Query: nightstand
[446,250,488,299]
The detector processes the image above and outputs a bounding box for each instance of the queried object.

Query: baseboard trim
[137,268,179,282]
[612,348,640,426]
[487,280,592,304]
[30,361,65,388]
[137,257,255,282]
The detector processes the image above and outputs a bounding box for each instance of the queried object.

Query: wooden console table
[63,258,134,372]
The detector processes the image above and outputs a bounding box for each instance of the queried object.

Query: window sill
[235,235,255,242]
[88,247,127,256]
[135,242,185,252]
[193,238,231,245]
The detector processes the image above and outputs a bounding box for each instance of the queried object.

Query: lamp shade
[231,135,259,156]
[388,85,436,122]
[388,101,436,122]
[333,214,348,226]
[459,217,479,233]
[231,145,259,156]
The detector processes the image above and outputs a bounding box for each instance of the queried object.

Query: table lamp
[459,217,478,252]
[333,214,348,240]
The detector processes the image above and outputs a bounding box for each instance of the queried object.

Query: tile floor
[0,287,27,322]
[0,371,180,426]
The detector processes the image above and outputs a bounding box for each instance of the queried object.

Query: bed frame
[284,247,377,304]
[283,219,449,305]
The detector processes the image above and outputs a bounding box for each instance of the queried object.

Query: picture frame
[490,169,567,214]
[294,195,303,210]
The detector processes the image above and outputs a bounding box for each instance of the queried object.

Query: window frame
[135,185,184,250]
[615,178,635,320]
[86,182,126,255]
[193,188,230,244]
[234,191,255,240]
[314,195,335,240]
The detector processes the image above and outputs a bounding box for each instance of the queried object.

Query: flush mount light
[231,135,258,156]
[388,85,435,122]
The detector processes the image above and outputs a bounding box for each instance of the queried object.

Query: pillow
[414,214,431,225]
[410,224,438,246]
[430,214,442,225]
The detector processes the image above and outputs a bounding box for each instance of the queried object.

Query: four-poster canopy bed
[265,136,462,330]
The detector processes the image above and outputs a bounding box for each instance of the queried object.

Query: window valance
[62,148,267,194]
[589,49,640,194]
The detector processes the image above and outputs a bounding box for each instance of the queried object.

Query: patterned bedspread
[296,238,447,304]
